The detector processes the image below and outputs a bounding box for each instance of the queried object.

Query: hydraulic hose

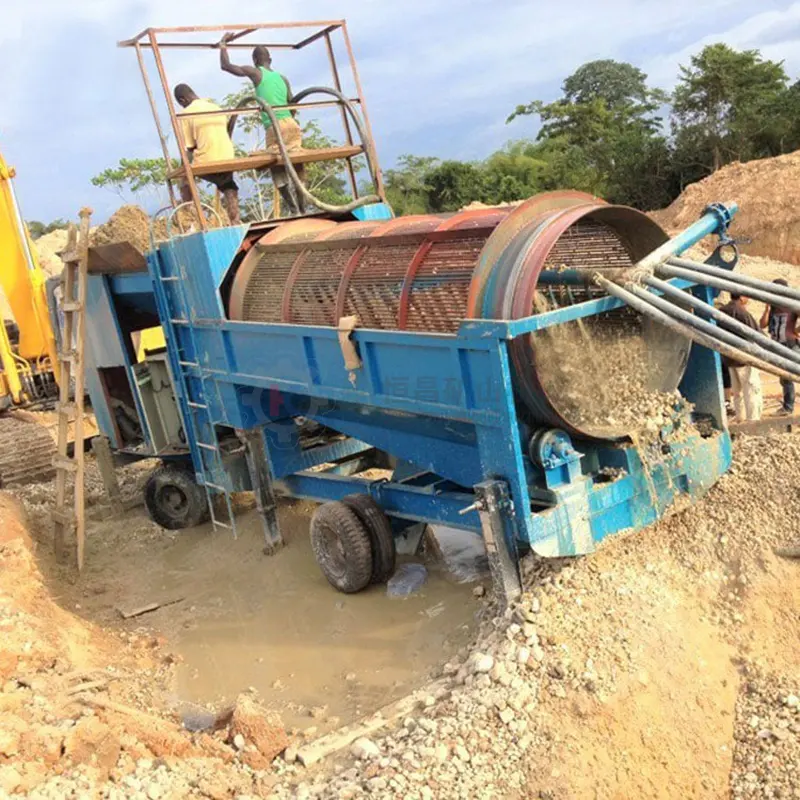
[253,87,381,214]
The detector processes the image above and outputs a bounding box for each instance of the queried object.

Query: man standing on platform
[219,35,306,216]
[174,83,241,225]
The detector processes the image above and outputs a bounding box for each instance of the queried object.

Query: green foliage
[671,43,788,172]
[425,161,487,212]
[384,155,441,215]
[91,158,178,198]
[27,219,67,239]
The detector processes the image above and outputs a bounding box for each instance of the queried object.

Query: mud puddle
[136,506,484,732]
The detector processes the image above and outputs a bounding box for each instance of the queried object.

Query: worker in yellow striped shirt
[174,84,241,225]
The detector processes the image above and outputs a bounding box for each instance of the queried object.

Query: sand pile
[652,151,800,265]
[90,205,154,255]
[33,229,69,278]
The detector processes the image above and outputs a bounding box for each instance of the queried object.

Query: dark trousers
[780,342,798,412]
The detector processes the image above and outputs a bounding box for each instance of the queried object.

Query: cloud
[643,1,800,86]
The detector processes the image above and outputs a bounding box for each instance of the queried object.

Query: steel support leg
[239,428,283,554]
[473,480,522,606]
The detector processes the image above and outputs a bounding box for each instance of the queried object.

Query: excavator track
[0,415,56,487]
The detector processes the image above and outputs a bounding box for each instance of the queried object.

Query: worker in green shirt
[219,35,306,216]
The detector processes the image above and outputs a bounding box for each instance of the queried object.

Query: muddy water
[155,505,482,732]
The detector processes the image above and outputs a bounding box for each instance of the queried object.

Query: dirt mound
[33,229,69,278]
[654,151,800,265]
[0,491,287,797]
[90,205,154,255]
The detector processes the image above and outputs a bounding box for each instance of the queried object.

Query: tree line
[385,43,800,215]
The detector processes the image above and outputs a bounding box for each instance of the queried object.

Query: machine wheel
[144,464,210,530]
[342,494,396,584]
[310,501,373,593]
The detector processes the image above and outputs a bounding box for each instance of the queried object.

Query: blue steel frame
[102,207,730,558]
[83,205,735,561]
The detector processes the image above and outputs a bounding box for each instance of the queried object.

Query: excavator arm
[0,150,59,404]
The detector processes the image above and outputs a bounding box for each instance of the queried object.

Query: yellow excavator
[0,150,70,485]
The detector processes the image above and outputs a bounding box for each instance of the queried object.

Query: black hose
[253,87,381,214]
[226,95,255,140]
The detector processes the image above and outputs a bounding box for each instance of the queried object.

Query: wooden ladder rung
[53,455,78,473]
[52,509,76,528]
[62,302,83,313]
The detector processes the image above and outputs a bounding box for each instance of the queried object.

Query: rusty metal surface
[228,208,513,330]
[229,219,336,321]
[119,21,345,47]
[122,19,387,218]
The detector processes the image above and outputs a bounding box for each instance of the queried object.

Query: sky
[4,0,800,223]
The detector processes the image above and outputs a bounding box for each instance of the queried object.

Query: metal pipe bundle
[668,257,800,303]
[656,262,800,316]
[595,275,799,383]
[643,275,800,368]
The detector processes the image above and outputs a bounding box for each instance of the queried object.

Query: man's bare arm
[219,34,262,85]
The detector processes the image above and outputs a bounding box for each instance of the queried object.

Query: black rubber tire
[144,464,210,530]
[342,494,397,584]
[310,501,373,593]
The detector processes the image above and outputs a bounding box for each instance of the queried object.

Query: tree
[424,161,487,211]
[671,43,788,172]
[27,219,68,239]
[91,157,177,201]
[508,59,670,208]
[562,59,662,110]
[384,155,440,215]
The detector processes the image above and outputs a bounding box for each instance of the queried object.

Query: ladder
[52,208,92,569]
[151,245,237,535]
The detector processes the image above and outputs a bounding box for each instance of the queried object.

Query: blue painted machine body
[84,209,733,559]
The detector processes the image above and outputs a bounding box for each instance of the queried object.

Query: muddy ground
[20,468,481,736]
[1,250,798,798]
